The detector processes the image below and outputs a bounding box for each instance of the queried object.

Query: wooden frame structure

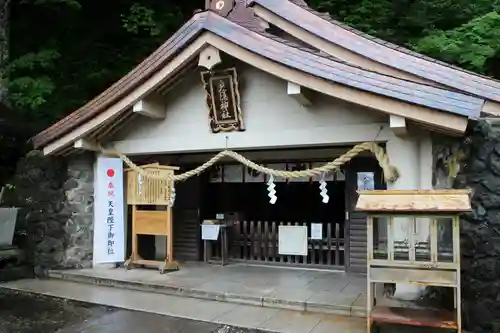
[355,190,471,333]
[124,163,179,274]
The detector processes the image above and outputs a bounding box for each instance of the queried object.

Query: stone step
[48,269,365,318]
[0,279,367,333]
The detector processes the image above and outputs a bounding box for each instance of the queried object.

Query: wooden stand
[123,163,179,274]
[202,221,229,266]
[355,190,471,333]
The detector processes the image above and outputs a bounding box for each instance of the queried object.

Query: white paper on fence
[201,224,220,240]
[265,163,288,182]
[223,164,243,183]
[311,223,323,240]
[287,162,310,182]
[94,156,125,264]
[278,225,308,256]
[311,162,335,182]
[244,166,265,183]
[357,172,375,190]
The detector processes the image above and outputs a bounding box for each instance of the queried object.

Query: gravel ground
[0,289,272,333]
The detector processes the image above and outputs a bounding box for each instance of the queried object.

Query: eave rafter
[287,82,313,106]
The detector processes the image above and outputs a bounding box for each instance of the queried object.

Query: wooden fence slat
[335,222,340,265]
[293,221,300,263]
[318,223,324,265]
[272,221,277,262]
[279,221,284,262]
[227,220,345,269]
[263,221,269,261]
[257,221,262,261]
[302,221,307,264]
[250,221,255,260]
[311,223,316,265]
[243,220,248,260]
[287,221,292,263]
[327,223,333,265]
[235,221,242,258]
[230,221,237,258]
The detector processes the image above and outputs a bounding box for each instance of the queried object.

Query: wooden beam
[198,45,222,70]
[390,115,408,136]
[74,138,100,151]
[110,123,392,155]
[287,81,313,106]
[132,94,166,119]
[482,100,500,117]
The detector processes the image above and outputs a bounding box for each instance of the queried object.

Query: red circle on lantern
[106,169,115,177]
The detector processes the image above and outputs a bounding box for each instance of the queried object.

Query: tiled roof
[251,0,500,102]
[33,4,485,149]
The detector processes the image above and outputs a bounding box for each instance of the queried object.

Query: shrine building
[32,0,500,285]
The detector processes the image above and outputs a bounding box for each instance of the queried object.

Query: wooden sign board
[201,67,244,133]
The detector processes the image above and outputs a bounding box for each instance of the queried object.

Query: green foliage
[414,12,500,74]
[2,0,500,186]
[5,49,60,110]
[122,3,161,36]
[8,76,55,110]
[7,49,60,72]
[30,0,81,9]
[307,0,500,76]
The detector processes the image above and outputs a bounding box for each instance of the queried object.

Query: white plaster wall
[107,64,434,280]
[111,65,389,154]
[386,132,434,300]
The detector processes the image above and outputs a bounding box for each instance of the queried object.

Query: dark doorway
[200,166,346,268]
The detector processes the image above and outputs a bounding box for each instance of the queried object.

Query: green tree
[414,12,500,75]
[3,0,500,186]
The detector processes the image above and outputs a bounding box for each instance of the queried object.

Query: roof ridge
[300,4,500,83]
[208,11,478,101]
[260,32,477,97]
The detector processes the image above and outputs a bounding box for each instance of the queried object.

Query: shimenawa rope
[98,142,399,184]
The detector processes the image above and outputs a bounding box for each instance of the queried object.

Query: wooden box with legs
[124,163,180,274]
[355,190,471,333]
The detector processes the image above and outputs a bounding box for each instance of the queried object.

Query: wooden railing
[208,220,345,268]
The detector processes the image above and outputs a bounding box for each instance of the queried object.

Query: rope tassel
[319,173,329,204]
[267,175,277,204]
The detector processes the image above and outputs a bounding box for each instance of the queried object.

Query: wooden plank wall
[345,156,385,273]
[173,172,202,261]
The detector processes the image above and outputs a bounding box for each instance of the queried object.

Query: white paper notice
[357,172,375,190]
[94,156,125,264]
[202,224,220,240]
[278,225,308,256]
[311,223,323,240]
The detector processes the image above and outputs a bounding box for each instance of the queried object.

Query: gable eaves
[32,12,209,149]
[34,11,483,153]
[250,0,500,103]
[202,14,483,119]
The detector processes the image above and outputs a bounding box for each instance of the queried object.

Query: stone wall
[63,154,94,269]
[433,121,500,333]
[3,151,94,276]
